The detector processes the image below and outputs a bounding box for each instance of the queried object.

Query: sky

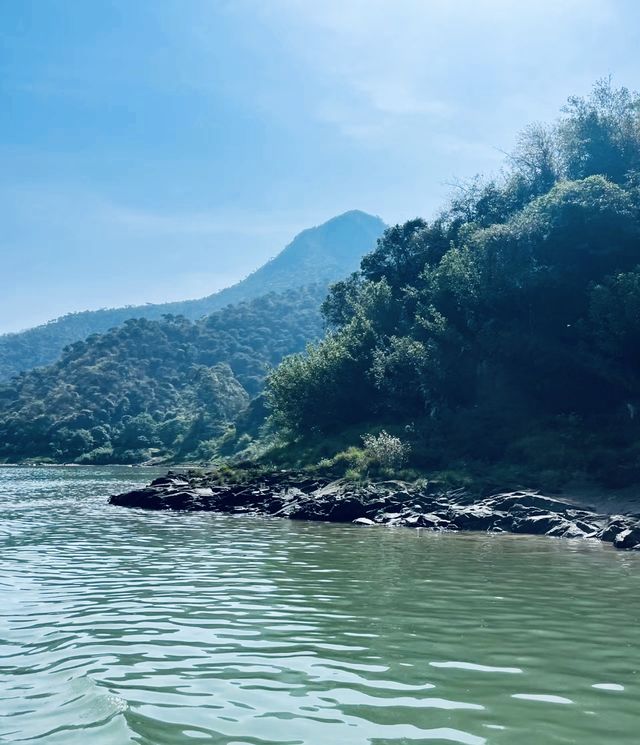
[1,0,639,333]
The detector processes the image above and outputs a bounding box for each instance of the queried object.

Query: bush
[362,430,411,469]
[75,446,115,465]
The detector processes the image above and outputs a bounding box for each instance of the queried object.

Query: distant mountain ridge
[0,210,386,380]
[0,286,329,464]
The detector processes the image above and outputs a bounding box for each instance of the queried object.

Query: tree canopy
[267,81,640,488]
[0,286,326,463]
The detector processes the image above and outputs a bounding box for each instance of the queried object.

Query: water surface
[1,466,639,744]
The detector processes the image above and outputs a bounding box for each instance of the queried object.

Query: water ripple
[1,466,639,744]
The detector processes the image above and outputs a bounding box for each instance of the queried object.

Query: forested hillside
[0,210,385,381]
[267,81,640,489]
[0,286,325,463]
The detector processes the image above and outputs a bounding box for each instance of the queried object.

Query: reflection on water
[1,466,639,744]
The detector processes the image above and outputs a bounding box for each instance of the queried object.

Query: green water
[1,466,639,744]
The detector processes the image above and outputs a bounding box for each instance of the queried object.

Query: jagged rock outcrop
[109,471,640,551]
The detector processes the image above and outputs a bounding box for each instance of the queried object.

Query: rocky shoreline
[109,470,640,551]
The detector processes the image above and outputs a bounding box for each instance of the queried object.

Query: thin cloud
[252,0,621,144]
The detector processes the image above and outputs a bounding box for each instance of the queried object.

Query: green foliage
[266,315,377,434]
[267,81,640,486]
[558,78,640,183]
[589,269,640,367]
[362,430,411,469]
[0,287,326,463]
[76,446,116,465]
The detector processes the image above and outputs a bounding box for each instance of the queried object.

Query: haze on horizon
[2,0,639,334]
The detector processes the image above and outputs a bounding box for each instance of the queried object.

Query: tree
[558,78,640,184]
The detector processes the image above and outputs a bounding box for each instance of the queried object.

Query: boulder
[404,513,450,529]
[352,517,376,526]
[547,521,592,540]
[110,487,166,509]
[287,498,329,521]
[327,497,368,522]
[613,527,640,550]
[598,516,634,543]
[487,492,579,515]
[375,512,404,524]
[449,505,499,531]
[162,490,203,510]
[512,513,567,535]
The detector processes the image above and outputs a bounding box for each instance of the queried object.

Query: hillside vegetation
[266,81,640,490]
[0,210,385,381]
[0,287,325,464]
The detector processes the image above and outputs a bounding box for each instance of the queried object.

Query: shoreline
[109,469,640,552]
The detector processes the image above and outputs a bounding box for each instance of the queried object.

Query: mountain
[0,286,327,464]
[0,210,386,381]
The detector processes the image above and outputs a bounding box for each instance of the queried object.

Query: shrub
[75,446,115,465]
[362,430,411,469]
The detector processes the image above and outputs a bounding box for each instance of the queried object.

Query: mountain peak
[0,210,386,380]
[270,210,386,267]
[327,208,385,221]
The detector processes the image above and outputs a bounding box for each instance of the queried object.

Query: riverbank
[110,469,640,551]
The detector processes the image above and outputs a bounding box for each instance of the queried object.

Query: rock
[327,497,368,522]
[375,512,404,524]
[150,475,189,488]
[573,519,599,537]
[110,487,166,509]
[162,491,203,510]
[510,513,597,539]
[449,505,499,531]
[598,516,634,543]
[613,527,640,550]
[263,497,285,514]
[487,492,579,515]
[404,513,450,529]
[288,498,328,521]
[109,469,640,551]
[512,513,567,535]
[549,522,592,540]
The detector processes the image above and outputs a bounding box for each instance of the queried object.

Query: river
[1,466,639,744]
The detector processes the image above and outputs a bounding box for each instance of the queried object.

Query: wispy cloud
[251,0,621,147]
[1,182,313,240]
[103,203,300,238]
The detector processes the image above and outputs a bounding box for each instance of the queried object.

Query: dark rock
[263,497,285,514]
[327,497,368,522]
[375,512,404,524]
[150,475,189,488]
[162,491,202,510]
[404,513,450,529]
[448,505,499,531]
[287,498,326,521]
[110,487,167,509]
[598,516,634,543]
[512,513,567,535]
[487,492,579,514]
[547,521,591,539]
[613,527,640,550]
[109,469,640,551]
[573,520,599,536]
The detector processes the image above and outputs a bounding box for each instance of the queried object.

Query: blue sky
[1,0,639,333]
